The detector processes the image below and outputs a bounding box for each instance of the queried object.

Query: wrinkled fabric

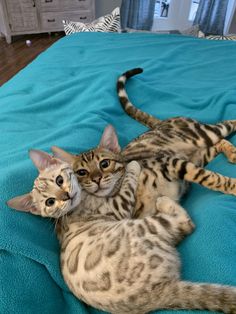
[0,33,236,314]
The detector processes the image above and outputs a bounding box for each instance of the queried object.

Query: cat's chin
[57,192,82,217]
[91,179,122,197]
[91,186,115,197]
[93,189,111,197]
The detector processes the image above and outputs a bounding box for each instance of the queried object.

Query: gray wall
[152,0,192,31]
[95,0,122,18]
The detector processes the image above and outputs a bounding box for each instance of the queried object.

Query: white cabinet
[0,0,95,43]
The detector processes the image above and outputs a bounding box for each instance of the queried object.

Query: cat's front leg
[108,161,141,219]
[155,196,195,238]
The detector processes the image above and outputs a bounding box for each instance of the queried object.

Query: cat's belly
[134,168,187,218]
[60,219,180,312]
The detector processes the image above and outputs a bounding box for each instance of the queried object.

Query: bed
[0,32,236,314]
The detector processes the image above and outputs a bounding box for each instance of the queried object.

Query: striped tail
[117,68,160,129]
[151,281,236,313]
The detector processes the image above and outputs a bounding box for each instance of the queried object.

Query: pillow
[122,28,173,34]
[180,25,236,41]
[204,34,236,41]
[63,7,120,35]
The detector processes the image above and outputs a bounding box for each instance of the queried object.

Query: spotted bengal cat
[7,150,236,314]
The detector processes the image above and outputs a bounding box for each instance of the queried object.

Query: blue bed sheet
[0,32,236,314]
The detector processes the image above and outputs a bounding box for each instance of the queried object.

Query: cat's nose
[61,192,70,201]
[92,176,101,184]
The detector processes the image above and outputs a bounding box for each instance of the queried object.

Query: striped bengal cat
[7,150,236,314]
[51,124,236,219]
[49,70,236,218]
[116,67,236,217]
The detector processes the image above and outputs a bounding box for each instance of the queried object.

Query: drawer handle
[80,16,87,20]
[47,18,56,22]
[45,0,53,2]
[78,0,86,2]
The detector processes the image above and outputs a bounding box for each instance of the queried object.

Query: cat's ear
[29,149,60,172]
[51,146,74,166]
[7,193,38,213]
[99,125,121,153]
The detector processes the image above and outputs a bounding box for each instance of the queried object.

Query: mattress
[0,32,236,314]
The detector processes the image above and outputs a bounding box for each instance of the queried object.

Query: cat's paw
[155,196,176,215]
[216,139,236,163]
[227,149,236,163]
[126,161,141,175]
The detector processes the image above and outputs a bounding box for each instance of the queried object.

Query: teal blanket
[0,33,236,314]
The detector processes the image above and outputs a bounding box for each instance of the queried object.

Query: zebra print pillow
[63,7,120,35]
[198,30,236,41]
[180,26,236,41]
[205,35,236,41]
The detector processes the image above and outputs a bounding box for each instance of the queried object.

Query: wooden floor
[0,32,64,86]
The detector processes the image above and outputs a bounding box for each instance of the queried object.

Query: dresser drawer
[61,0,92,10]
[41,11,92,30]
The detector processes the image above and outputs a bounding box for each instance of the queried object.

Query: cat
[116,67,236,217]
[7,150,236,314]
[51,123,236,218]
[50,68,236,218]
[117,68,236,163]
[7,149,139,220]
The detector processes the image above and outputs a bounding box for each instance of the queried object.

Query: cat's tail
[117,68,160,129]
[151,281,236,313]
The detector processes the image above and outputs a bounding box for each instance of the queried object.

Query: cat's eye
[45,198,56,207]
[77,169,88,176]
[56,175,64,186]
[100,159,110,169]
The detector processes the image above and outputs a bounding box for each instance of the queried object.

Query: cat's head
[51,125,125,197]
[7,150,82,218]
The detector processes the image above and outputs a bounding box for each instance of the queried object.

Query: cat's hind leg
[197,139,236,166]
[165,156,236,196]
[214,139,236,163]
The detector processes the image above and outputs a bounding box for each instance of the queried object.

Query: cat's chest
[78,193,110,215]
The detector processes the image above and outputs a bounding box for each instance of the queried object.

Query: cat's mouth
[91,177,123,197]
[93,186,110,197]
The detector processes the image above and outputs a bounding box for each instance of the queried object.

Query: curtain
[194,0,229,35]
[121,0,156,30]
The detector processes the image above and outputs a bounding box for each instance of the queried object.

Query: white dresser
[0,0,95,43]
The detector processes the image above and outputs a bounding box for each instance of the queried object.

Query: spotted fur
[116,68,236,216]
[52,124,236,218]
[7,152,236,314]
